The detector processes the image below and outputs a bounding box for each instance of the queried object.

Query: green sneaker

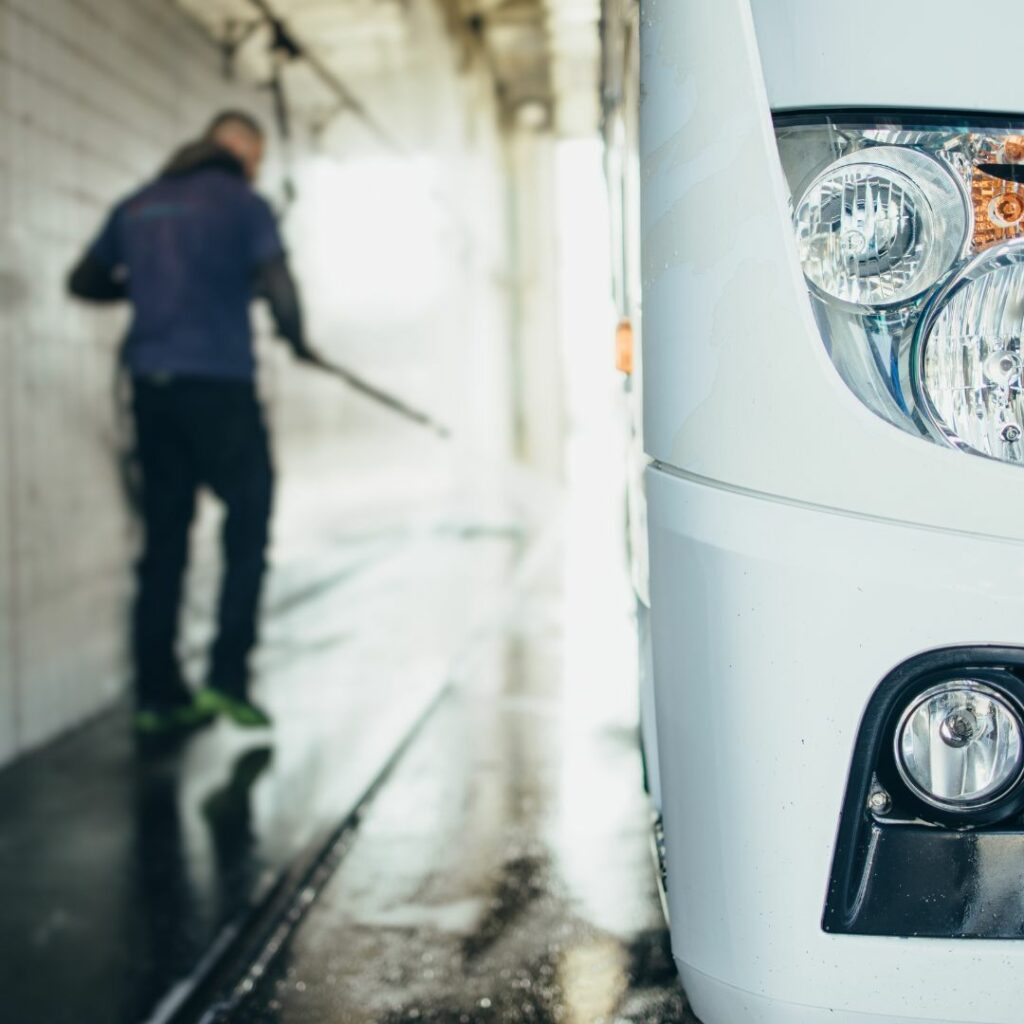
[134,700,217,736]
[196,687,273,728]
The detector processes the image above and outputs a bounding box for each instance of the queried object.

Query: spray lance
[298,353,450,439]
[262,10,450,440]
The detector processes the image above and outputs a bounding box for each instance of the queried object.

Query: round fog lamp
[896,681,1024,811]
[795,146,967,307]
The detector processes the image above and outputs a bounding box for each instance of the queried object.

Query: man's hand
[290,340,325,366]
[68,254,128,303]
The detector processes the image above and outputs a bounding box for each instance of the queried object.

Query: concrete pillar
[508,125,566,481]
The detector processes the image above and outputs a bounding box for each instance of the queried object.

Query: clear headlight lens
[915,244,1024,462]
[796,147,966,307]
[776,115,1024,463]
[895,681,1024,810]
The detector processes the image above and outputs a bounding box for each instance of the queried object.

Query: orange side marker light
[615,318,634,375]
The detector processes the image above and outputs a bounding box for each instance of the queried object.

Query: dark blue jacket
[71,143,294,380]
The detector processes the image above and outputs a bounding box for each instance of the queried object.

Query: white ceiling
[173,0,601,136]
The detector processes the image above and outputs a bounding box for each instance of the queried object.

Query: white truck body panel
[750,0,1024,113]
[648,466,1024,1023]
[639,1,1024,1020]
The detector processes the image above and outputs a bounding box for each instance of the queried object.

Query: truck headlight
[795,146,966,308]
[776,113,1024,464]
[895,680,1024,811]
[914,242,1024,462]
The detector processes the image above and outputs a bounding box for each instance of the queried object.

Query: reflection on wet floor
[228,563,695,1024]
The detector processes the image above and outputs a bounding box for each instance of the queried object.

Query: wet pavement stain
[226,582,696,1024]
[232,837,691,1024]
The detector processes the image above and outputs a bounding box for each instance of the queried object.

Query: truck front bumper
[647,463,1024,1024]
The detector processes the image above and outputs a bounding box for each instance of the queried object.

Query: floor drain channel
[165,686,452,1024]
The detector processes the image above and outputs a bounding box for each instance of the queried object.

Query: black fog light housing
[824,648,1024,938]
[876,667,1024,828]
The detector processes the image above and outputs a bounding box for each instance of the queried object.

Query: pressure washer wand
[306,355,451,439]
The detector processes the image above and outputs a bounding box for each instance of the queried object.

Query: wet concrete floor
[0,438,695,1023]
[225,559,695,1024]
[0,466,535,1024]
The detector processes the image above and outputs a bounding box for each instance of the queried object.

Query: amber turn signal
[615,318,634,375]
[973,168,1024,248]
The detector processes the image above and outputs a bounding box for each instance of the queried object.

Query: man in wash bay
[68,110,320,735]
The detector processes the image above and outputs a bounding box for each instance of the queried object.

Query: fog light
[895,681,1024,811]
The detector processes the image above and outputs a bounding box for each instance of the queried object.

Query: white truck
[605,2,1024,1021]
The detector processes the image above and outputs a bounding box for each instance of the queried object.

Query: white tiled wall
[0,0,291,763]
[0,0,516,765]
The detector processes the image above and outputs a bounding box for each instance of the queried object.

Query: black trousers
[131,377,274,707]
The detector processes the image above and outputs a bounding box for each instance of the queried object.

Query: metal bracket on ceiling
[220,6,302,80]
[266,16,302,62]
